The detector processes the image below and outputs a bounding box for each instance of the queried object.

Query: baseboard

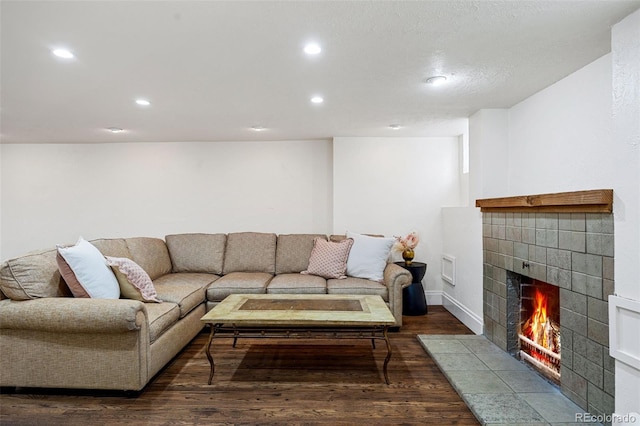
[441,292,484,335]
[425,290,443,306]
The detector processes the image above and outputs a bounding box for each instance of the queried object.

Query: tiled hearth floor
[418,335,602,426]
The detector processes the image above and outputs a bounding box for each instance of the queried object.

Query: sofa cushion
[345,231,395,283]
[57,237,120,299]
[207,272,272,301]
[275,234,327,274]
[223,232,277,275]
[91,238,132,258]
[152,273,216,318]
[165,233,226,274]
[125,237,172,280]
[106,256,161,303]
[144,302,181,343]
[302,237,353,280]
[0,249,71,300]
[327,277,389,301]
[330,233,383,242]
[267,273,327,295]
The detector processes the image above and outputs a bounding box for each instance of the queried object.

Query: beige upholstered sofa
[0,232,412,391]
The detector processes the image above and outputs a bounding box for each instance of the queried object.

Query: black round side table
[395,261,428,316]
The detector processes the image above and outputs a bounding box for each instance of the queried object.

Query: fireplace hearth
[477,192,615,418]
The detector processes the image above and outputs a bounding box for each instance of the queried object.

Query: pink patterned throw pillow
[301,237,354,279]
[105,256,161,303]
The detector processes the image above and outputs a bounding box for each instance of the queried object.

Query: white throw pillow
[345,231,395,282]
[57,237,120,299]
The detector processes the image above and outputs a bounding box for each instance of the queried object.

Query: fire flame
[522,289,558,355]
[520,286,561,377]
[529,290,548,346]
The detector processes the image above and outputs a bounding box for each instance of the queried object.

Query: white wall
[0,140,333,259]
[0,145,2,261]
[611,8,640,419]
[333,137,462,302]
[469,110,509,200]
[612,8,640,306]
[508,55,614,194]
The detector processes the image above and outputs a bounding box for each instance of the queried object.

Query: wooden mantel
[475,189,613,213]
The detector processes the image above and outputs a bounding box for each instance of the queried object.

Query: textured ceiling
[1,0,639,143]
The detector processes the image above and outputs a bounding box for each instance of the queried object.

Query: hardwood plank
[0,306,479,425]
[475,189,613,213]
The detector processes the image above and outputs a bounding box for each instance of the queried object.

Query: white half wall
[0,140,333,259]
[333,136,462,301]
[442,206,483,334]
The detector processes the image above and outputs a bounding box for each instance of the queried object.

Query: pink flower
[395,232,419,250]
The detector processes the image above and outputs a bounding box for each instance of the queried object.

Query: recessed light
[135,99,151,106]
[425,76,447,86]
[310,96,324,104]
[304,43,322,55]
[52,48,74,59]
[251,125,267,131]
[106,127,124,133]
[389,124,401,130]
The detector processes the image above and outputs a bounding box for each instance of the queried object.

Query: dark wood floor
[0,306,479,425]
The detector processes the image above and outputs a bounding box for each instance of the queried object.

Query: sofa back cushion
[0,249,71,300]
[223,232,276,275]
[330,233,384,242]
[125,237,172,280]
[91,238,132,258]
[165,233,226,274]
[275,234,327,274]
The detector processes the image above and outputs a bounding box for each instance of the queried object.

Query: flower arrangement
[395,232,419,265]
[394,231,419,251]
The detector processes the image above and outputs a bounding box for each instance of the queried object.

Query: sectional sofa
[0,232,412,391]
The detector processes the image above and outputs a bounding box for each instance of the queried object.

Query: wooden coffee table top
[201,294,395,327]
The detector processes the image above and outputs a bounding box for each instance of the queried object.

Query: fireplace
[477,190,615,418]
[518,277,561,383]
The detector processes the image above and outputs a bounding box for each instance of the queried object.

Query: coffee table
[200,294,396,384]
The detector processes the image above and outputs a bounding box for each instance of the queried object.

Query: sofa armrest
[0,298,146,333]
[383,263,412,290]
[382,263,412,327]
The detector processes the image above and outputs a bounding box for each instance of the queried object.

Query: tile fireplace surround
[478,190,615,417]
